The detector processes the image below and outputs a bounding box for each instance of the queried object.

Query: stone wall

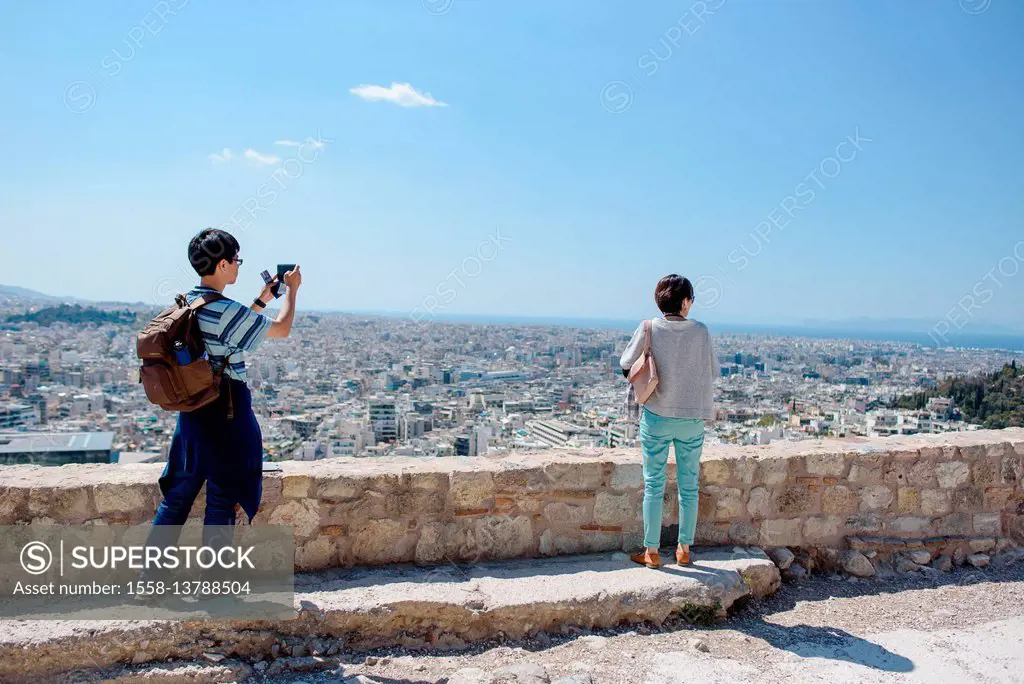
[1,428,1022,570]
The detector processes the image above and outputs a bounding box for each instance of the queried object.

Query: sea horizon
[324,309,1024,354]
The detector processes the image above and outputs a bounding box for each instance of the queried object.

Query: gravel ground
[247,559,1024,684]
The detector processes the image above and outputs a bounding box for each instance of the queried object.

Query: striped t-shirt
[187,285,272,383]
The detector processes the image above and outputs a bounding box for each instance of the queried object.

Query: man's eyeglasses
[233,257,244,266]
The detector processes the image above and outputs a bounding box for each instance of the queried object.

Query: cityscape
[1,292,1020,467]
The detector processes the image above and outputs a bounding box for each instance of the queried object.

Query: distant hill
[892,361,1024,428]
[0,285,68,302]
[5,303,137,327]
[0,284,152,311]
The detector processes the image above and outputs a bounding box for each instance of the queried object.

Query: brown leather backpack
[136,292,230,415]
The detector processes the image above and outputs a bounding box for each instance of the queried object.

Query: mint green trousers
[639,407,705,548]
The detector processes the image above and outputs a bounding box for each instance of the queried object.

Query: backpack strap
[188,292,226,310]
[184,291,234,419]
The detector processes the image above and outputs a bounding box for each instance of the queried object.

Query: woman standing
[620,275,716,568]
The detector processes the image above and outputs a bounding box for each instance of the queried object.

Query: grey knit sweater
[619,318,717,420]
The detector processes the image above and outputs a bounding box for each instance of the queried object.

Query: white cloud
[278,138,325,150]
[244,148,281,166]
[208,148,232,163]
[349,82,448,108]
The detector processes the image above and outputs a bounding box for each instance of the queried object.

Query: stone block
[93,483,153,516]
[897,488,919,515]
[397,489,448,517]
[410,472,449,492]
[353,519,411,564]
[450,471,495,509]
[700,459,732,485]
[261,476,283,506]
[910,550,933,565]
[907,459,938,488]
[775,485,816,517]
[695,520,730,545]
[757,458,791,486]
[921,489,952,517]
[936,461,970,489]
[973,513,1002,536]
[847,535,907,553]
[936,512,972,536]
[759,519,803,547]
[538,529,555,556]
[415,522,446,564]
[987,442,1008,458]
[0,488,28,524]
[767,547,795,569]
[514,497,543,515]
[859,485,894,513]
[544,462,603,491]
[446,516,533,561]
[268,499,321,539]
[610,463,643,490]
[842,550,875,578]
[28,487,95,523]
[282,475,313,499]
[845,513,883,533]
[848,462,883,486]
[984,487,1016,510]
[704,486,744,520]
[805,453,848,477]
[952,486,984,513]
[888,516,933,535]
[295,536,337,571]
[582,531,623,553]
[730,520,760,545]
[594,493,638,526]
[544,502,591,525]
[747,486,771,518]
[961,444,988,461]
[1002,456,1023,485]
[375,473,414,495]
[1009,513,1024,545]
[803,516,841,543]
[734,458,758,485]
[493,466,548,494]
[821,485,859,515]
[969,537,996,553]
[972,458,1000,487]
[697,491,715,519]
[549,533,583,555]
[317,477,362,502]
[967,553,990,568]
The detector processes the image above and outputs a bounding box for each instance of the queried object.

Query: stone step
[0,547,779,682]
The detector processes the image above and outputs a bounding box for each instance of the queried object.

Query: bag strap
[188,292,226,310]
[642,319,653,355]
[185,292,234,419]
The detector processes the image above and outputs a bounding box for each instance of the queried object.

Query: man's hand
[259,275,279,303]
[284,265,302,291]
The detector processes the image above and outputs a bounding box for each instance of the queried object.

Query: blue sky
[1,0,1023,332]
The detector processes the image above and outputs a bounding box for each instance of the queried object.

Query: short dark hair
[188,228,240,276]
[654,274,694,314]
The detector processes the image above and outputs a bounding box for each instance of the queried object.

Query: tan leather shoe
[675,545,691,565]
[630,549,661,568]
